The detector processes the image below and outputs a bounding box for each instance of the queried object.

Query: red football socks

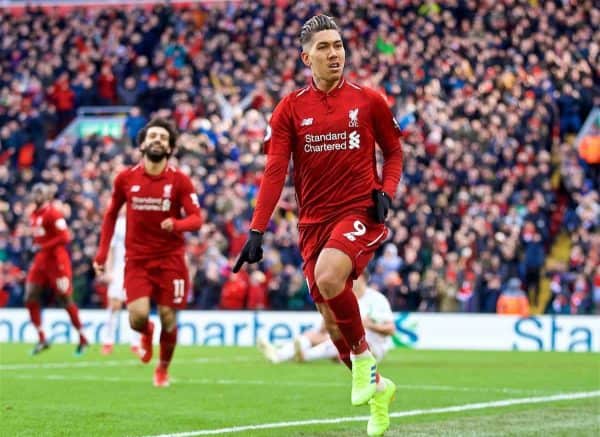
[158,326,178,370]
[25,301,45,343]
[137,320,153,336]
[65,303,88,343]
[65,303,83,330]
[325,280,369,355]
[332,337,352,370]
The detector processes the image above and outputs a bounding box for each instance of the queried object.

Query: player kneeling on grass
[259,273,395,364]
[94,118,202,387]
[25,183,89,356]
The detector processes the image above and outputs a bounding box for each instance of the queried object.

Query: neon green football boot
[351,353,377,405]
[367,377,396,436]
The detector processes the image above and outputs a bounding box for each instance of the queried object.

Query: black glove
[372,189,391,224]
[232,230,264,273]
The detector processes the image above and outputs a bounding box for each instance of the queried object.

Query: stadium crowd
[0,0,598,314]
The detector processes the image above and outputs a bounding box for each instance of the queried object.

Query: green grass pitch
[1,344,598,436]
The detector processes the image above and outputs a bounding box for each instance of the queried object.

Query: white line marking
[0,373,544,394]
[2,374,343,387]
[140,391,600,436]
[0,357,255,370]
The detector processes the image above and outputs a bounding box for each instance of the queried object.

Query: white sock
[303,339,338,361]
[297,335,311,351]
[276,336,312,362]
[130,329,140,348]
[277,342,296,362]
[103,308,118,344]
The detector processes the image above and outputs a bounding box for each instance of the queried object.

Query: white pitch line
[0,356,255,370]
[140,391,600,437]
[0,373,559,395]
[2,374,343,387]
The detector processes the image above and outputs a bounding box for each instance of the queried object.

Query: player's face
[31,187,46,206]
[302,30,345,84]
[141,126,171,163]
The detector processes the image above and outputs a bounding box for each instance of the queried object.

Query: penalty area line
[140,390,600,437]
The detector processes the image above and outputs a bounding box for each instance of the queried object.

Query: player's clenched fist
[160,218,175,232]
[93,261,105,276]
[372,189,392,224]
[233,230,264,272]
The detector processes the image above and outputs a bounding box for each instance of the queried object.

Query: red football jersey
[251,78,403,229]
[95,164,202,263]
[29,204,70,252]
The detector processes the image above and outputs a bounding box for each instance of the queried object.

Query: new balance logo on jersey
[349,130,361,149]
[348,108,359,127]
[301,117,314,127]
[131,185,141,192]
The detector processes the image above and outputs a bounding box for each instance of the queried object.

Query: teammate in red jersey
[94,118,202,387]
[233,15,402,436]
[25,183,89,356]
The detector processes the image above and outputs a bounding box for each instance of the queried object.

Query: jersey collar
[310,77,346,97]
[139,161,170,179]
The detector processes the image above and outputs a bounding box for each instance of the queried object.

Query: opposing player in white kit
[258,273,395,364]
[101,214,140,355]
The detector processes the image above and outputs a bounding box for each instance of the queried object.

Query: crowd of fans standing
[0,0,598,314]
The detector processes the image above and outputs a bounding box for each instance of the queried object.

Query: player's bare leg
[315,248,378,405]
[57,295,89,356]
[128,297,153,363]
[24,283,49,355]
[154,305,178,387]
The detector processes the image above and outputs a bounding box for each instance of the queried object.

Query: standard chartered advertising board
[0,309,598,352]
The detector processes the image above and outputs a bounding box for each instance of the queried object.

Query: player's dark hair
[300,15,340,48]
[136,118,178,151]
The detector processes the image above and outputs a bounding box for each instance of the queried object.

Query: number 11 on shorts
[172,279,185,304]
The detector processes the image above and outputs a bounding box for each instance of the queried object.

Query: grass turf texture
[1,344,598,436]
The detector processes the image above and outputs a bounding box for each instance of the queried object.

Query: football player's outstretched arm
[94,174,126,273]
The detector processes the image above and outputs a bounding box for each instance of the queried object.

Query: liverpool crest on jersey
[348,108,359,128]
[163,184,172,198]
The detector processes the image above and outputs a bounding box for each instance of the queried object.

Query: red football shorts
[299,212,388,303]
[124,255,189,309]
[26,247,73,296]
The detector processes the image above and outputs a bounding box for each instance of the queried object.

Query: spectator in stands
[497,278,530,316]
